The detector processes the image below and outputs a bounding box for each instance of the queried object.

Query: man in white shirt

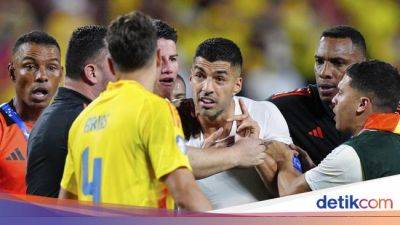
[179,38,293,209]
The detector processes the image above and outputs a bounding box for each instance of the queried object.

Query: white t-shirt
[186,96,292,209]
[305,144,363,190]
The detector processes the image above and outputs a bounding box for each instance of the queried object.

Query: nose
[201,77,214,94]
[318,62,333,80]
[34,66,48,83]
[161,56,172,74]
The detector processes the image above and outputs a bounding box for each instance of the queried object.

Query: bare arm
[58,188,78,200]
[255,156,279,197]
[266,141,311,196]
[276,160,311,196]
[162,167,212,211]
[188,146,239,179]
[188,137,267,179]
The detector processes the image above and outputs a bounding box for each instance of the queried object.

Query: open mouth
[158,77,174,87]
[199,97,216,109]
[31,87,49,102]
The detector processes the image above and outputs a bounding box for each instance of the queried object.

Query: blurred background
[1,0,400,101]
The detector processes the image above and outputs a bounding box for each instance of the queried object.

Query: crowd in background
[1,0,400,101]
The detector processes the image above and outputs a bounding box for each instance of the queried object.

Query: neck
[13,97,42,122]
[118,67,156,92]
[198,99,235,139]
[64,77,97,101]
[351,114,371,136]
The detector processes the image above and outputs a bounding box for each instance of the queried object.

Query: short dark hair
[346,60,400,112]
[12,30,60,55]
[106,11,157,72]
[66,25,107,80]
[194,37,243,71]
[321,25,367,57]
[152,19,177,42]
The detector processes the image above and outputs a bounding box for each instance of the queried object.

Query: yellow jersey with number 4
[60,80,190,209]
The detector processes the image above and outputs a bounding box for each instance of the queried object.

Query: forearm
[188,147,237,179]
[174,184,212,212]
[164,168,212,211]
[255,162,279,197]
[277,161,310,196]
[256,157,277,183]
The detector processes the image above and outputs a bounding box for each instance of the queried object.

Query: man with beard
[181,38,292,209]
[0,31,62,194]
[270,25,367,165]
[266,60,400,196]
[26,25,115,197]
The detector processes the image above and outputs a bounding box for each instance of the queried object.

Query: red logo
[308,126,324,138]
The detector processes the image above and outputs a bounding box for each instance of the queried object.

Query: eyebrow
[21,56,60,63]
[21,56,36,62]
[215,70,228,75]
[170,54,178,58]
[193,66,206,72]
[314,55,347,61]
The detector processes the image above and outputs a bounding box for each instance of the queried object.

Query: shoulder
[0,102,15,127]
[143,92,171,113]
[316,144,360,173]
[269,86,314,108]
[234,96,282,118]
[268,85,320,117]
[270,86,313,100]
[345,130,398,149]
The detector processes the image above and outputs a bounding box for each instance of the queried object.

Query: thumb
[202,128,223,148]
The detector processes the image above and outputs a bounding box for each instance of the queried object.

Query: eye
[170,56,177,62]
[315,57,324,65]
[194,71,205,80]
[48,64,59,71]
[24,64,36,71]
[215,76,225,82]
[331,59,345,67]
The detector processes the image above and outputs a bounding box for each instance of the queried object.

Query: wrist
[229,145,241,167]
[275,152,293,170]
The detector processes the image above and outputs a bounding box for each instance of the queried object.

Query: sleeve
[60,130,78,194]
[142,99,191,180]
[261,101,293,144]
[304,144,363,190]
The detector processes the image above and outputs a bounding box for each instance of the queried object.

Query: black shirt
[269,84,350,165]
[26,87,91,197]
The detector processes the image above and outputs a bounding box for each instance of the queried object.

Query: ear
[356,97,371,114]
[8,63,15,82]
[233,76,242,95]
[82,64,97,85]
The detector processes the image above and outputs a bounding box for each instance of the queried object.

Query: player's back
[64,80,175,207]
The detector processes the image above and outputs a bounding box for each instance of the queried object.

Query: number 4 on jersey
[82,147,102,203]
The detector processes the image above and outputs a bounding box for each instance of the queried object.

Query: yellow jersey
[60,80,190,209]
